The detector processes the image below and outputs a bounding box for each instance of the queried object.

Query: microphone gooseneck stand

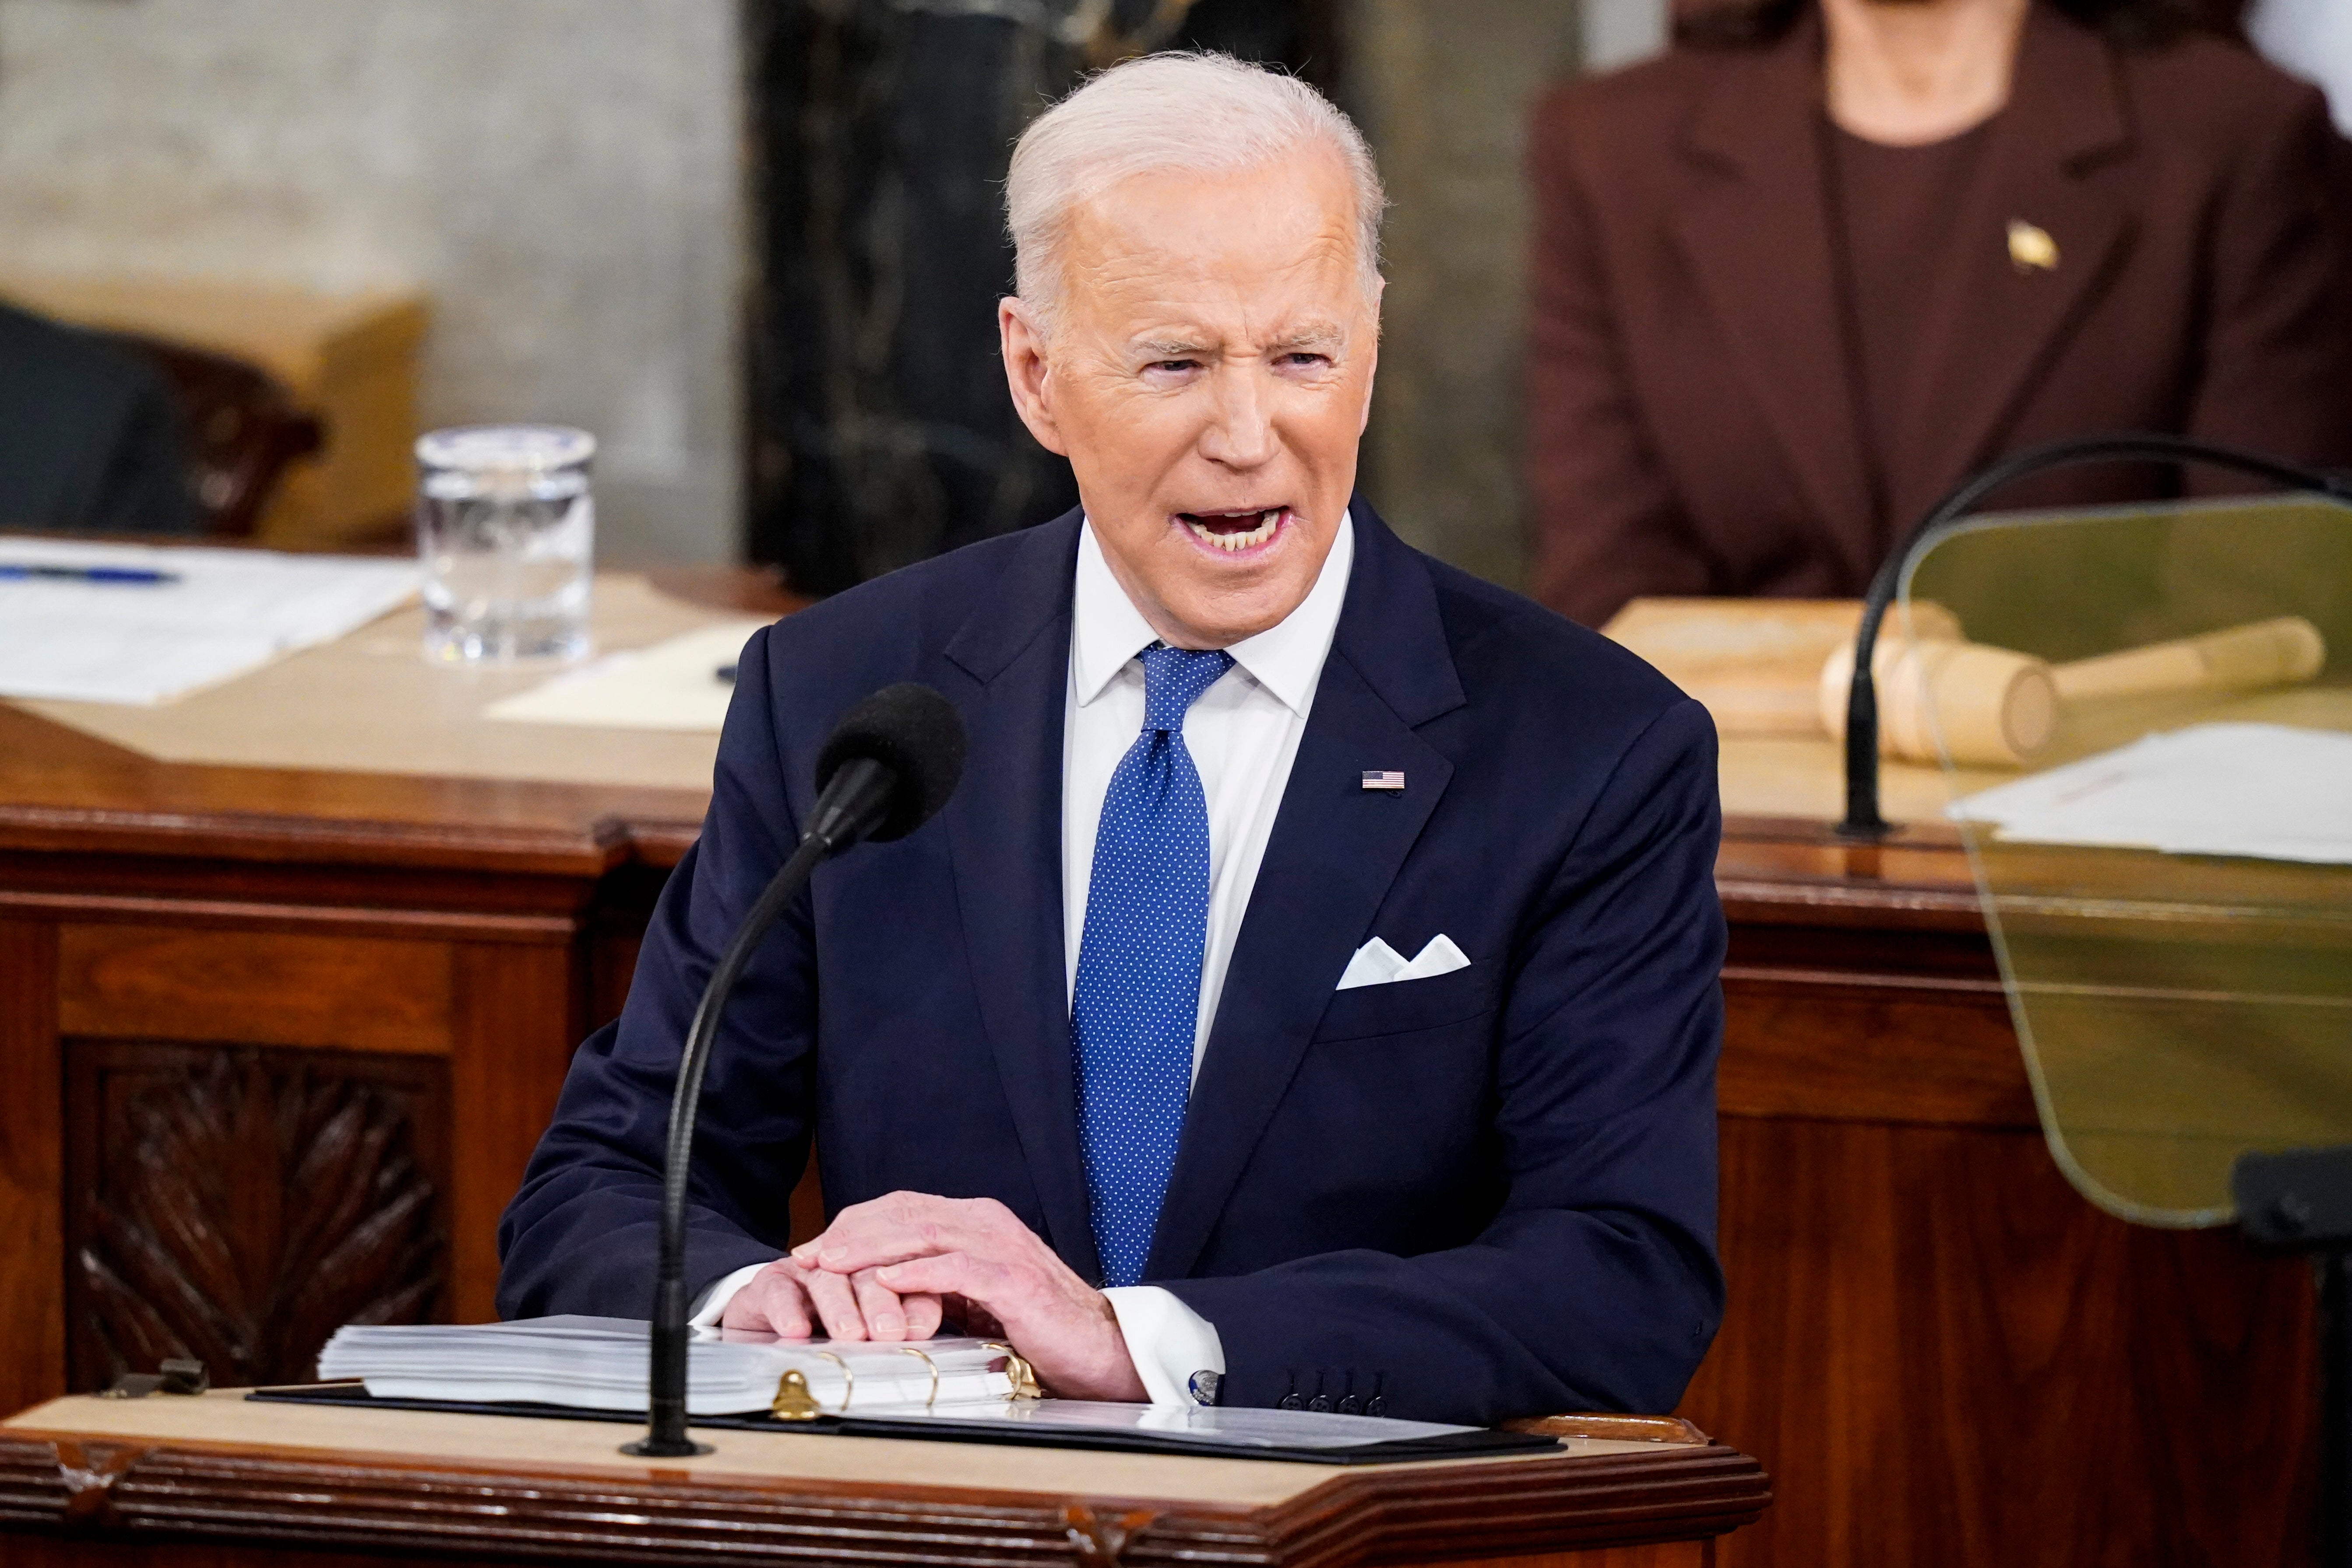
[1835,431,2349,840]
[625,683,966,1459]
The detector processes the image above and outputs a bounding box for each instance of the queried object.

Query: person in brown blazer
[1525,0,2352,627]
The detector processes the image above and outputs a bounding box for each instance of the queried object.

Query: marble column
[743,0,1336,594]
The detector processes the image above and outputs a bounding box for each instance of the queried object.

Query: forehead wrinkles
[1068,221,1364,356]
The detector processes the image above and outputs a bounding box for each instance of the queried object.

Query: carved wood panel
[63,1041,448,1392]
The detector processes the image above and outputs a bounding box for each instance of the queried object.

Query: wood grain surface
[0,1392,1768,1568]
[0,923,65,1422]
[63,1044,445,1390]
[58,926,455,1055]
[1702,816,2318,1568]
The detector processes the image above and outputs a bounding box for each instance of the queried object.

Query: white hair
[1005,52,1386,332]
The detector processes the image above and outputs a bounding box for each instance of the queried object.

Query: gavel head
[1819,635,2058,768]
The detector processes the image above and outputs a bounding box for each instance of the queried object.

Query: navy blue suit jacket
[496,503,1726,1424]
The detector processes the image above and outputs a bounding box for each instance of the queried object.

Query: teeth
[1185,509,1282,552]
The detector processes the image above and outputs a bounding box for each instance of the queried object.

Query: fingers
[875,1252,1142,1402]
[797,1261,871,1340]
[852,1268,911,1340]
[792,1192,949,1271]
[720,1262,814,1337]
[873,1251,994,1304]
[713,1259,951,1345]
[899,1288,945,1340]
[795,1192,1032,1276]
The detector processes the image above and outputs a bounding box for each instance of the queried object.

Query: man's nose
[1197,365,1278,469]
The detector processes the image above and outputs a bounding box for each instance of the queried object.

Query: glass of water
[415,425,595,663]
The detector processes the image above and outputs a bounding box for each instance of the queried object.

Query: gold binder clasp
[771,1368,822,1421]
[983,1342,1043,1400]
[775,1352,854,1419]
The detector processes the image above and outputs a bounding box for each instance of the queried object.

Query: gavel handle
[2052,616,2325,703]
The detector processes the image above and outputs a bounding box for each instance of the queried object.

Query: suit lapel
[941,513,1100,1281]
[1671,17,1880,586]
[1892,8,2138,528]
[1145,505,1465,1281]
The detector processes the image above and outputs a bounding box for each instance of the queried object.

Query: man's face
[999,148,1380,650]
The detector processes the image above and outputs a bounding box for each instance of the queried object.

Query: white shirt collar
[1072,508,1356,717]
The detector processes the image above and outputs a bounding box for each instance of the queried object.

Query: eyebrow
[1269,323,1347,352]
[1131,323,1349,358]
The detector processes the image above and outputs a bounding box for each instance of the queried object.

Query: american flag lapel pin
[1361,770,1406,791]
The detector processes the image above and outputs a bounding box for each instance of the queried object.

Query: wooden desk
[0,584,2316,1566]
[0,1393,1768,1567]
[1703,789,2316,1568]
[0,567,793,1412]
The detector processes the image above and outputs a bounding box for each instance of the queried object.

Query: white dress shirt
[696,510,1357,1409]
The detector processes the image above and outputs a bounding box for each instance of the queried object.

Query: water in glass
[415,425,595,662]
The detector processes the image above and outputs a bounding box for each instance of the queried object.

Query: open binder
[261,1316,1556,1466]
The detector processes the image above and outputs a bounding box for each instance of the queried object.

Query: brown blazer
[1525,5,2352,627]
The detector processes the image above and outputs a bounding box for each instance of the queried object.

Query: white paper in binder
[310,1315,1492,1452]
[316,1315,1018,1417]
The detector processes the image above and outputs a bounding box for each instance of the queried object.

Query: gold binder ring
[897,1346,941,1409]
[981,1341,1043,1400]
[812,1350,854,1413]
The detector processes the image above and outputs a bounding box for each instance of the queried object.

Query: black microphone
[626,681,967,1457]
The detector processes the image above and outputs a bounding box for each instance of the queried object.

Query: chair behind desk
[110,333,326,538]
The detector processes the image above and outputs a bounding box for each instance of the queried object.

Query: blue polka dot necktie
[1072,643,1234,1288]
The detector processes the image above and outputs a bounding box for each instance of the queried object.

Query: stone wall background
[0,0,741,565]
[0,0,1679,580]
[1343,0,1665,592]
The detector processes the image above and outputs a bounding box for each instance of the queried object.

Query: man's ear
[999,299,1069,457]
[1357,280,1384,435]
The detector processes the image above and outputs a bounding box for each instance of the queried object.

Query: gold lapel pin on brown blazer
[1525,2,2352,628]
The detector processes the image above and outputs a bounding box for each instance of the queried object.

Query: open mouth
[1178,507,1287,553]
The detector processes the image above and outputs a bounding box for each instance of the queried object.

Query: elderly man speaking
[498,53,1725,1424]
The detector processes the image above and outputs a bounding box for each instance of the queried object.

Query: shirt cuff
[688,1261,776,1328]
[1103,1285,1225,1408]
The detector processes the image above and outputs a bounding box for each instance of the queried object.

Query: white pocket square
[1335,933,1471,991]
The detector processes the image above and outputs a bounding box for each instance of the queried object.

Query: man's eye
[1280,352,1331,369]
[1148,359,1199,374]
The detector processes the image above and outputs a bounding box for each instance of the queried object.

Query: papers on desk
[483,619,767,732]
[1950,722,2352,864]
[318,1316,1017,1417]
[0,538,419,705]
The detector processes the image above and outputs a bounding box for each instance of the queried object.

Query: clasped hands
[718,1192,1147,1402]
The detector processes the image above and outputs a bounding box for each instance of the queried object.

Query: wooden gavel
[1819,615,2327,766]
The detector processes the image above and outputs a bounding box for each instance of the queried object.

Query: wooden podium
[0,1394,1768,1567]
[0,570,2318,1565]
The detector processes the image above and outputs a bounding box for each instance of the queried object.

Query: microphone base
[621,1436,715,1458]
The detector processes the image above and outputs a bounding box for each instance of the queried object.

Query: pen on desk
[0,563,182,585]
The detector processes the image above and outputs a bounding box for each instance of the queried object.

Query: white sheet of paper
[482,620,769,732]
[1949,722,2352,864]
[0,537,419,704]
